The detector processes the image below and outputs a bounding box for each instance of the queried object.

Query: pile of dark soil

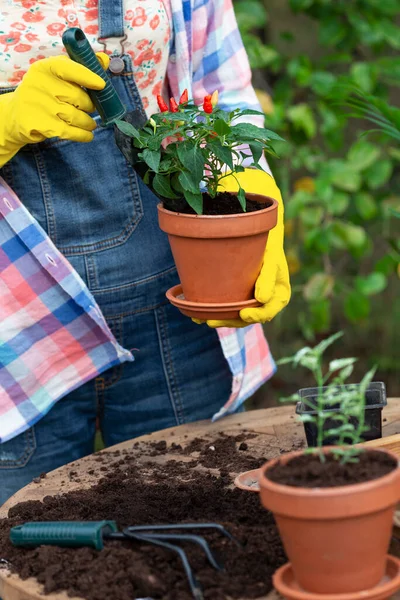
[0,434,286,600]
[266,449,397,488]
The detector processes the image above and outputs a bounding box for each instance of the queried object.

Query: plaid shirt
[0,0,276,444]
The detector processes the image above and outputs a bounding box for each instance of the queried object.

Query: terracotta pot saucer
[166,284,261,321]
[273,556,400,600]
[234,468,261,492]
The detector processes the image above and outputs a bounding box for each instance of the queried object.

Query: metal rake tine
[126,523,242,547]
[136,533,223,570]
[124,531,203,600]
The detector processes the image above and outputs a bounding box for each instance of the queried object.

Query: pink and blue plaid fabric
[0,178,134,443]
[0,0,276,443]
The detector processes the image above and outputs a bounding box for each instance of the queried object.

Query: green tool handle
[62,27,126,126]
[10,521,118,550]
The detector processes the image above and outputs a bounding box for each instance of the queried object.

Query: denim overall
[0,0,231,505]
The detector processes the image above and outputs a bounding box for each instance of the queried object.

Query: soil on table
[0,433,289,600]
[266,449,397,488]
[164,191,272,215]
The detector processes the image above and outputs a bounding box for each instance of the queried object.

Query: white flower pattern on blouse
[0,0,171,115]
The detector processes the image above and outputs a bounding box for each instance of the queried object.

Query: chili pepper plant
[115,90,283,215]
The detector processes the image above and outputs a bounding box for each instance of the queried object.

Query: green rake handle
[62,27,126,126]
[10,521,118,550]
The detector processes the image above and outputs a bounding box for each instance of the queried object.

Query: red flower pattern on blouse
[1,0,170,115]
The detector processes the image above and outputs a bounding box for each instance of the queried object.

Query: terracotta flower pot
[259,448,400,595]
[157,194,278,310]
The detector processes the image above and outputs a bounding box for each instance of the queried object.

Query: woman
[0,0,290,505]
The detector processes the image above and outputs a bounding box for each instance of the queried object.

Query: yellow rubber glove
[0,53,110,168]
[198,169,291,328]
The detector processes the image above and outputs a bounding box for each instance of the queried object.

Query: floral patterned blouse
[0,0,171,115]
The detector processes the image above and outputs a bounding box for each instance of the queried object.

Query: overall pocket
[0,124,143,256]
[0,428,36,469]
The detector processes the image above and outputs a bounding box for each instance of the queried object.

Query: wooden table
[1,399,400,600]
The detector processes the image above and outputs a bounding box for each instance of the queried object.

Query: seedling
[278,332,376,463]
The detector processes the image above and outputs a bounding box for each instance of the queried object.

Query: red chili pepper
[179,89,188,105]
[203,94,213,114]
[170,97,179,113]
[157,95,169,112]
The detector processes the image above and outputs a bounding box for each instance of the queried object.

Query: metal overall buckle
[98,34,127,73]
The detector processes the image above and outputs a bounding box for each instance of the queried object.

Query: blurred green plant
[235,0,400,337]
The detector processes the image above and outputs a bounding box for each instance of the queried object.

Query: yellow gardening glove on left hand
[0,53,110,168]
[198,168,291,328]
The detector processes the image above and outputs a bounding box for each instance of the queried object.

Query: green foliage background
[233,0,400,401]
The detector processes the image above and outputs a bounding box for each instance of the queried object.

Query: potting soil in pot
[0,433,292,600]
[266,450,397,488]
[165,191,271,215]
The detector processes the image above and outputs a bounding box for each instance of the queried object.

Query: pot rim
[260,446,400,499]
[157,194,278,220]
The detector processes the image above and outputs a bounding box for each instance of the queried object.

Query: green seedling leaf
[329,358,357,372]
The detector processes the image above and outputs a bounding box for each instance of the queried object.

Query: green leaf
[374,254,397,276]
[310,72,336,96]
[355,273,387,296]
[299,414,316,424]
[314,332,343,356]
[209,141,234,170]
[383,22,400,49]
[238,109,266,118]
[183,190,203,215]
[327,192,349,216]
[365,160,393,189]
[287,104,316,139]
[242,35,280,69]
[339,221,367,249]
[153,174,179,200]
[249,142,263,165]
[213,118,231,136]
[140,149,160,173]
[348,140,380,171]
[309,299,331,333]
[171,173,185,194]
[329,160,362,192]
[115,120,142,141]
[177,143,205,184]
[229,123,285,142]
[287,57,312,86]
[303,273,334,302]
[318,18,347,46]
[329,358,357,373]
[235,0,267,32]
[350,63,375,93]
[289,0,313,9]
[354,192,378,220]
[178,170,200,194]
[300,206,324,227]
[344,291,370,322]
[237,187,246,212]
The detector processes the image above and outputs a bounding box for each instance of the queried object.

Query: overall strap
[98,0,125,40]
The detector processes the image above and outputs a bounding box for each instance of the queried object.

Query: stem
[314,364,326,460]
